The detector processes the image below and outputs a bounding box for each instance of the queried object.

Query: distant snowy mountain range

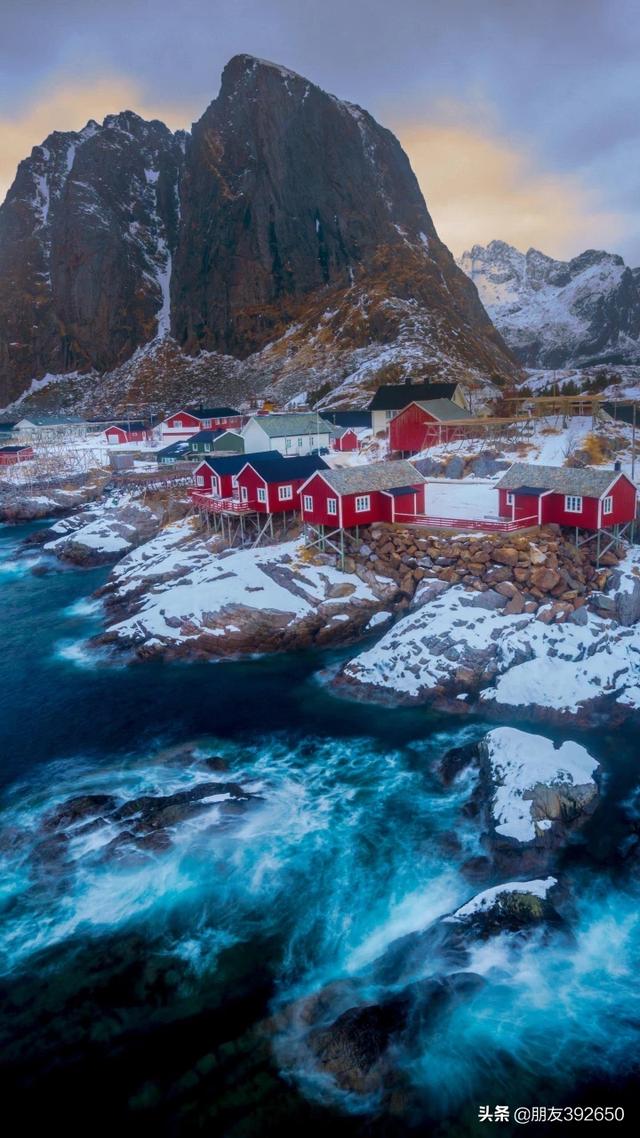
[458,240,640,370]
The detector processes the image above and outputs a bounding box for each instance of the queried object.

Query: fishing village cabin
[161,406,243,440]
[389,399,474,455]
[235,454,329,513]
[0,444,34,465]
[102,421,150,444]
[299,459,426,529]
[496,463,637,530]
[367,381,467,436]
[192,451,278,498]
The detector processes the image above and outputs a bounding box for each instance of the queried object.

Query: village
[1,379,637,572]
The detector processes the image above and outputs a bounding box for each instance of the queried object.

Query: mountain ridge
[0,55,517,410]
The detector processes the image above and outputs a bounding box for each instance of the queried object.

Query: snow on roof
[496,462,623,497]
[320,459,425,494]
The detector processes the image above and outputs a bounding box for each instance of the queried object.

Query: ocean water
[1,520,639,1136]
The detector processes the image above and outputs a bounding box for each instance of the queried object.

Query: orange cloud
[0,75,195,203]
[395,117,624,259]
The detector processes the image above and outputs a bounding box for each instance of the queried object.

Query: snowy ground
[424,479,500,520]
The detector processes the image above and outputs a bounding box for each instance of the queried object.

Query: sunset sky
[1,0,638,262]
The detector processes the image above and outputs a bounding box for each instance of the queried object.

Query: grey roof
[413,399,472,422]
[248,413,334,437]
[496,462,624,498]
[317,460,425,494]
[368,382,458,411]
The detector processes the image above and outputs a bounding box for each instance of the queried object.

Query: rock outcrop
[0,56,517,410]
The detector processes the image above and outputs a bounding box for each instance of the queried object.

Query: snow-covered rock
[334,583,640,723]
[447,877,557,923]
[97,531,402,660]
[458,240,640,369]
[44,491,172,564]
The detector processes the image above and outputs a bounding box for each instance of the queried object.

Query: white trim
[278,484,293,501]
[603,494,613,516]
[302,494,313,513]
[327,497,338,516]
[538,489,553,525]
[257,487,267,503]
[355,494,371,513]
[564,494,583,514]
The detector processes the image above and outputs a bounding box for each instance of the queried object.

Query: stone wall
[346,523,625,623]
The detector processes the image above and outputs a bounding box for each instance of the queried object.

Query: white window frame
[355,495,370,513]
[285,437,292,449]
[202,419,211,428]
[173,419,182,429]
[565,495,583,513]
[302,494,313,512]
[506,492,514,506]
[231,475,238,488]
[278,484,292,501]
[297,437,303,447]
[196,474,204,487]
[241,485,248,502]
[257,487,267,503]
[327,497,338,516]
[603,495,613,515]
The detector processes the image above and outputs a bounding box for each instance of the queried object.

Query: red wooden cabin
[192,451,277,498]
[162,406,243,439]
[103,422,150,444]
[236,455,328,514]
[389,399,473,455]
[496,463,637,529]
[0,444,33,465]
[332,427,366,452]
[299,460,426,528]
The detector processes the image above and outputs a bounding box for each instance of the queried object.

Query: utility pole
[633,402,637,482]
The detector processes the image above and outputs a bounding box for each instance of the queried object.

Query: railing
[190,490,253,514]
[395,513,539,533]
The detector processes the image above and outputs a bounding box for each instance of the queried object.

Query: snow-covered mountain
[0,56,517,411]
[458,240,640,369]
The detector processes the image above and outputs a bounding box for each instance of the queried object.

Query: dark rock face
[0,113,183,404]
[459,239,640,368]
[0,55,516,407]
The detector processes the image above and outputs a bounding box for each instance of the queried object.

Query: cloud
[0,74,195,204]
[395,113,626,261]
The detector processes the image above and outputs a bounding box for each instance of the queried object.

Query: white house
[12,416,89,442]
[242,413,333,457]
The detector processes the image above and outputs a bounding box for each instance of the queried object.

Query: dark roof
[156,441,193,457]
[186,406,240,418]
[0,445,31,454]
[197,450,279,475]
[512,485,546,497]
[384,485,421,497]
[317,460,426,494]
[242,454,329,481]
[496,462,625,498]
[188,429,226,444]
[104,420,147,432]
[321,411,372,429]
[601,403,636,425]
[368,382,458,412]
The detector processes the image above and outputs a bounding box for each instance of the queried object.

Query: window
[285,437,292,449]
[241,485,248,502]
[202,419,211,428]
[231,476,238,488]
[278,485,292,501]
[355,495,370,513]
[565,495,583,513]
[603,495,613,515]
[327,497,338,515]
[506,492,514,506]
[196,475,204,487]
[257,487,267,503]
[297,437,303,447]
[302,494,313,512]
[173,419,182,429]
[204,444,211,452]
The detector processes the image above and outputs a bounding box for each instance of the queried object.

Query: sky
[1,0,638,263]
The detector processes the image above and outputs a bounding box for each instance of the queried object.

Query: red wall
[237,465,302,513]
[386,489,423,522]
[300,473,425,526]
[333,430,359,452]
[299,474,342,525]
[542,492,600,529]
[0,448,33,464]
[606,475,637,524]
[165,411,201,431]
[389,404,468,454]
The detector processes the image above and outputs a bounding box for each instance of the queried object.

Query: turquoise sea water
[0,520,639,1136]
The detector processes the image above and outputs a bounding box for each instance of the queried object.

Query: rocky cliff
[458,239,640,369]
[0,56,516,411]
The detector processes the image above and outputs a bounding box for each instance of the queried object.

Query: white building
[242,413,333,457]
[12,416,89,442]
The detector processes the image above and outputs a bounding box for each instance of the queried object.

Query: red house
[236,455,328,514]
[161,405,242,440]
[496,463,637,530]
[332,427,364,452]
[0,444,34,465]
[192,451,277,498]
[299,460,426,528]
[389,399,474,455]
[103,421,150,444]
